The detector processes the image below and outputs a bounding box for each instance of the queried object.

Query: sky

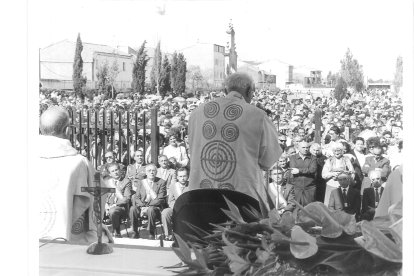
[30,0,411,80]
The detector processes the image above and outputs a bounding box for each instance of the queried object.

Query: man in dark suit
[129,164,167,239]
[126,150,147,181]
[328,173,361,219]
[361,170,384,221]
[104,163,132,238]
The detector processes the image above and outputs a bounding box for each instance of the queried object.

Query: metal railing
[67,108,150,169]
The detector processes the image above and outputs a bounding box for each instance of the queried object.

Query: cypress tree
[73,33,86,98]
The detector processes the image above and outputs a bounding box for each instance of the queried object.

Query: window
[123,62,126,71]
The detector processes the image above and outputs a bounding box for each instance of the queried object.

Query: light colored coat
[188,91,282,203]
[38,135,103,243]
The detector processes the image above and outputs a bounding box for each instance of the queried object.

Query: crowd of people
[39,75,403,241]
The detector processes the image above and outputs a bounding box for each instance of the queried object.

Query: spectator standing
[289,141,317,206]
[322,142,355,205]
[310,143,327,202]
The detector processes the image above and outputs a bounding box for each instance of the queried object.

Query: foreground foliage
[168,196,402,275]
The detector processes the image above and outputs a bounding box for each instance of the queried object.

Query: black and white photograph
[7,0,413,275]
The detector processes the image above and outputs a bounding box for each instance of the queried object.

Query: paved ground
[106,223,174,248]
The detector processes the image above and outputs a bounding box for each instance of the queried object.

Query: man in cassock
[188,72,282,204]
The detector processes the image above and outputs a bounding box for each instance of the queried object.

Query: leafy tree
[175,53,187,95]
[150,41,162,94]
[159,54,171,97]
[393,56,403,93]
[187,65,203,91]
[170,52,178,94]
[340,48,364,92]
[72,33,87,98]
[333,76,348,102]
[326,71,339,87]
[96,60,109,95]
[108,59,120,99]
[132,40,149,95]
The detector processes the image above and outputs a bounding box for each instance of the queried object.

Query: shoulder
[285,184,294,191]
[155,177,166,184]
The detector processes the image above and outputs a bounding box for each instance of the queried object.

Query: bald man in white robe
[39,106,111,243]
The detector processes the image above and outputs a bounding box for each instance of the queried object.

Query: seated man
[161,167,190,241]
[361,170,384,221]
[268,166,296,214]
[104,163,132,238]
[157,155,177,192]
[328,173,361,219]
[129,164,167,239]
[126,150,147,182]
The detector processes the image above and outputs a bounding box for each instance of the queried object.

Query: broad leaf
[174,234,192,263]
[222,196,246,224]
[222,245,251,275]
[296,201,355,238]
[388,200,402,224]
[290,225,318,259]
[354,220,402,263]
[254,189,270,219]
[389,218,402,249]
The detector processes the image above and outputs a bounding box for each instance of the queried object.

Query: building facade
[40,40,134,91]
[180,42,226,89]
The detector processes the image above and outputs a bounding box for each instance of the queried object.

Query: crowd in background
[39,86,403,237]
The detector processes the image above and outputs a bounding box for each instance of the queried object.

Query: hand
[291,168,299,175]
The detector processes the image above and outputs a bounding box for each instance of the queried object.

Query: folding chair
[172,189,260,243]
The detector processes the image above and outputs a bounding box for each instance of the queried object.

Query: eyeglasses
[106,156,114,159]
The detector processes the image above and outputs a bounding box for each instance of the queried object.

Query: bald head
[40,106,70,138]
[225,72,255,103]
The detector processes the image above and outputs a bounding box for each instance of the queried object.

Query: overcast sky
[30,0,411,80]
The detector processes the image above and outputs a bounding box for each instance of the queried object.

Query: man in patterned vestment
[188,72,282,204]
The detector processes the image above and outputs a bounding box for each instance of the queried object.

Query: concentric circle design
[200,140,237,182]
[223,104,243,121]
[202,121,217,140]
[221,123,239,142]
[39,195,57,238]
[71,213,86,235]
[204,102,220,118]
[200,179,214,189]
[218,183,236,190]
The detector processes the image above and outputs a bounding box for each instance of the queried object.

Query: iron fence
[67,109,149,169]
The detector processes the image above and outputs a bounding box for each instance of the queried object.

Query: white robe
[38,135,105,243]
